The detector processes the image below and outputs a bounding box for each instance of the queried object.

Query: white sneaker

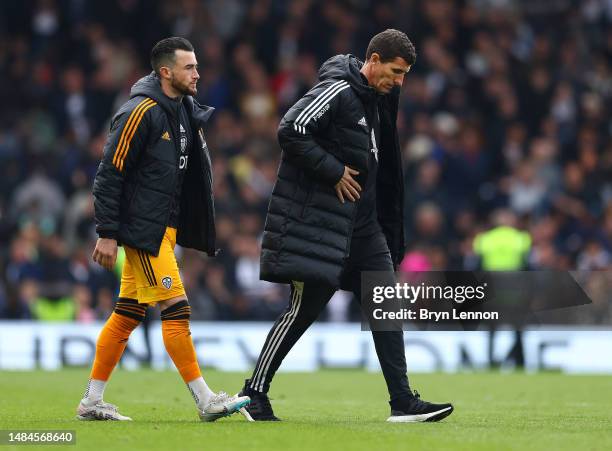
[198,392,251,422]
[76,399,132,421]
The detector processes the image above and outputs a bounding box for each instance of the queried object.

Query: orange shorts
[118,227,186,304]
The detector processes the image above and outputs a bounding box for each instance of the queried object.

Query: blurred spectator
[10,169,65,229]
[506,160,548,215]
[232,234,285,319]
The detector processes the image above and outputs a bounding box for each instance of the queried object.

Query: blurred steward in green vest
[473,209,531,270]
[473,209,531,369]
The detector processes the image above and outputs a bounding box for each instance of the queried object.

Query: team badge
[162,276,173,289]
[179,123,187,153]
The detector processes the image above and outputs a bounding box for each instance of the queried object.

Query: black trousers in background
[248,232,411,402]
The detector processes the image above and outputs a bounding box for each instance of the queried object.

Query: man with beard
[76,37,249,422]
[239,29,453,423]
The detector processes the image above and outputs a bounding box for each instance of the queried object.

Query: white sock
[187,377,215,409]
[82,379,106,405]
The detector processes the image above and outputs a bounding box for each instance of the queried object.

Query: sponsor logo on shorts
[162,276,173,289]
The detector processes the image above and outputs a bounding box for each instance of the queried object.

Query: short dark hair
[365,29,416,66]
[150,37,194,75]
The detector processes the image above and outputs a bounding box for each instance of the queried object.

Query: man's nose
[394,74,405,86]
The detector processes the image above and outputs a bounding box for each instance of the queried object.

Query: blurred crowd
[0,0,611,323]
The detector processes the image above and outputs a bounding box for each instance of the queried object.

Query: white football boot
[76,400,132,421]
[198,392,251,422]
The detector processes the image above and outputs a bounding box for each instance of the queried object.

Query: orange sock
[161,301,201,383]
[162,319,201,382]
[90,312,141,381]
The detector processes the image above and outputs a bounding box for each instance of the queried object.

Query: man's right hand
[92,238,118,271]
[334,166,361,203]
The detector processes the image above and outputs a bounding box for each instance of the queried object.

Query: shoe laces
[97,401,118,411]
[408,389,435,411]
[81,399,119,412]
[209,391,232,404]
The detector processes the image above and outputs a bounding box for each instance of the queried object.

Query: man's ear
[370,52,381,64]
[159,66,172,80]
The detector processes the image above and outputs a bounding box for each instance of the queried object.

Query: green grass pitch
[1,369,611,451]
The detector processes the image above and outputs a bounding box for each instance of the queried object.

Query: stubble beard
[171,75,196,96]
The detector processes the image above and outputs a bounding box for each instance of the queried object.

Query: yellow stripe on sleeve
[117,100,157,171]
[112,98,153,169]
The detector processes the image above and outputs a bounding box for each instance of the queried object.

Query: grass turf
[0,370,610,451]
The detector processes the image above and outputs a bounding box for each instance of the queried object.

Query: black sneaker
[238,379,280,421]
[387,390,453,423]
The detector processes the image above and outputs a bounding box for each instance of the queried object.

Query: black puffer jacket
[93,73,217,256]
[260,54,405,287]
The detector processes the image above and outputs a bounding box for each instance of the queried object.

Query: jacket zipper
[161,111,181,238]
[343,102,377,257]
[199,126,216,255]
[344,203,358,257]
